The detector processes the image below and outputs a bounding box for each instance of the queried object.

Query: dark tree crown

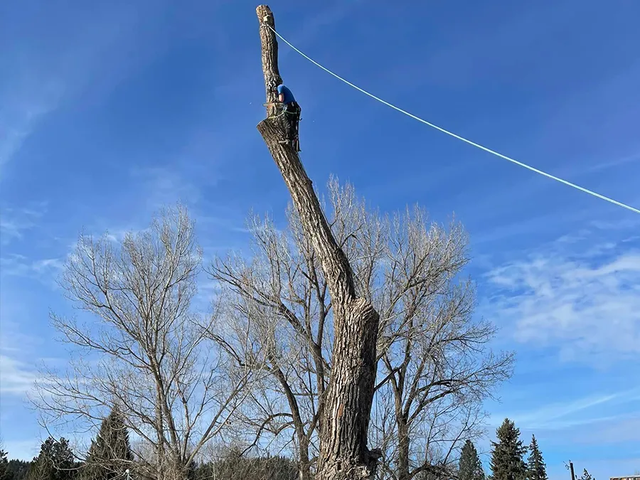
[526,435,547,480]
[27,437,77,480]
[82,406,133,480]
[459,440,486,480]
[490,419,527,480]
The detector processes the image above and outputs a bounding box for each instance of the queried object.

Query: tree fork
[255,5,381,479]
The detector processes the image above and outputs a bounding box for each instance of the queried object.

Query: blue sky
[2,0,640,477]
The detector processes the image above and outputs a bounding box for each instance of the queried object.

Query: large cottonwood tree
[255,7,381,479]
[36,207,252,480]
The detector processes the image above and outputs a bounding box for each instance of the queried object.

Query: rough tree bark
[255,6,381,479]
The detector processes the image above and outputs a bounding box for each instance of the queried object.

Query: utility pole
[570,462,576,480]
[255,5,381,479]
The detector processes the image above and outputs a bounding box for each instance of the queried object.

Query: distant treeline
[1,448,298,480]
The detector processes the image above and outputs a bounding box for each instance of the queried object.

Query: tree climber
[275,83,301,152]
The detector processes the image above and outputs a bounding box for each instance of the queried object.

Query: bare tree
[374,212,513,480]
[210,177,513,480]
[207,204,332,480]
[34,206,252,480]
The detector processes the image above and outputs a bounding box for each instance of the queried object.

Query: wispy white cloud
[575,416,640,444]
[482,227,640,365]
[0,1,172,180]
[0,202,48,246]
[0,317,44,355]
[0,84,63,177]
[1,124,35,171]
[582,151,640,174]
[490,388,640,431]
[0,355,40,396]
[470,211,570,246]
[130,165,203,209]
[0,254,64,287]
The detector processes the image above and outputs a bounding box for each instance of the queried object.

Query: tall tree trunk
[271,356,312,480]
[397,419,411,480]
[255,6,381,479]
[298,435,312,480]
[156,389,165,480]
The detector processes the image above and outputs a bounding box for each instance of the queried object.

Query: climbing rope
[266,25,640,215]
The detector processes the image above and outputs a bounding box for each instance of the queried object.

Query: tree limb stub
[256,5,282,118]
[255,5,381,479]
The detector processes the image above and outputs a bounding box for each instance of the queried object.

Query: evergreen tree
[7,461,31,480]
[82,406,133,480]
[1,450,13,480]
[577,469,594,480]
[459,440,485,480]
[490,419,527,480]
[526,436,547,480]
[27,437,76,480]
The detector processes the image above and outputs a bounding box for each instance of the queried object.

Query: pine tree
[7,461,31,480]
[490,418,527,480]
[82,406,133,480]
[1,450,13,480]
[460,440,485,480]
[27,437,76,480]
[577,469,595,480]
[526,436,547,480]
